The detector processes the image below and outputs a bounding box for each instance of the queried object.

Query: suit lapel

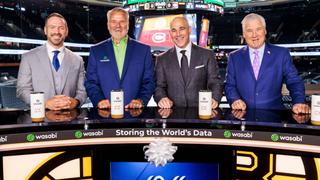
[171,47,185,86]
[37,45,55,91]
[186,44,197,86]
[58,49,71,94]
[121,38,132,81]
[242,46,257,81]
[106,39,121,82]
[257,44,272,80]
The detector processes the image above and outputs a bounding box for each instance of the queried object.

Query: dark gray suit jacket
[17,44,87,105]
[155,44,222,107]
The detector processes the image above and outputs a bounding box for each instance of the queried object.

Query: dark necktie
[180,50,188,83]
[52,50,60,71]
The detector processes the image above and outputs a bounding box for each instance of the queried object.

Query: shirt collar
[112,36,128,46]
[175,41,192,54]
[249,43,265,55]
[46,43,65,53]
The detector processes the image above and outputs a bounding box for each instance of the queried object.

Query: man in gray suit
[17,13,86,110]
[155,16,222,108]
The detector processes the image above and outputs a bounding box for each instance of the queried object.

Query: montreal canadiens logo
[152,32,166,43]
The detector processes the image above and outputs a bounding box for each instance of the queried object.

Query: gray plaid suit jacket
[17,44,87,105]
[155,44,222,107]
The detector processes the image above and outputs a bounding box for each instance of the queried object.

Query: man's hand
[46,109,78,122]
[126,108,143,117]
[97,99,111,109]
[125,99,144,109]
[292,103,310,114]
[212,99,219,109]
[158,97,173,109]
[158,108,173,118]
[231,99,247,110]
[292,113,310,123]
[45,95,79,110]
[231,109,246,120]
[98,109,111,118]
[211,109,219,119]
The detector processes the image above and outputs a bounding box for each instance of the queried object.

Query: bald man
[154,16,222,109]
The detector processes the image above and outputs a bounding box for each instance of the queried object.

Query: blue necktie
[52,50,60,71]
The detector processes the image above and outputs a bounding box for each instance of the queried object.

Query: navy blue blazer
[225,43,305,109]
[85,38,155,106]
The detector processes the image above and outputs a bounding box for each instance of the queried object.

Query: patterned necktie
[252,50,260,79]
[180,50,188,83]
[52,50,60,71]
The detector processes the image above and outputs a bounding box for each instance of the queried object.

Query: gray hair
[241,13,266,32]
[107,7,129,22]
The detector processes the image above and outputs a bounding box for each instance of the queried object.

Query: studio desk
[0,107,319,180]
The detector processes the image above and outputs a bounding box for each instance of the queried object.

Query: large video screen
[110,162,219,179]
[134,14,197,51]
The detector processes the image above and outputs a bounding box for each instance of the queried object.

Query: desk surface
[0,107,316,131]
[0,108,319,153]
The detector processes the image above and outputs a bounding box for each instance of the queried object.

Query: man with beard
[85,7,155,109]
[17,13,87,110]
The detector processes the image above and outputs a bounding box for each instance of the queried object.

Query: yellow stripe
[83,157,92,177]
[263,154,274,180]
[311,121,320,126]
[314,158,320,180]
[271,175,305,180]
[236,151,258,171]
[26,152,65,179]
[41,176,51,180]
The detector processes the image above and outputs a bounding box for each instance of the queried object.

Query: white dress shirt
[249,43,265,66]
[46,43,65,66]
[175,41,192,67]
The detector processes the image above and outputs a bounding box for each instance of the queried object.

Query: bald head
[170,17,189,29]
[169,16,192,48]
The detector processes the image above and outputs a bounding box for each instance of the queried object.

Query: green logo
[271,134,279,142]
[74,131,83,138]
[224,131,232,138]
[26,134,35,142]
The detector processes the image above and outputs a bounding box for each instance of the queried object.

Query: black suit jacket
[154,44,222,107]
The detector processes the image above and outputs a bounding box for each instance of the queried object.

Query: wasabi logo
[231,132,253,138]
[224,131,232,138]
[27,134,35,142]
[82,130,104,137]
[35,133,57,140]
[271,134,279,141]
[74,131,83,138]
[279,135,303,142]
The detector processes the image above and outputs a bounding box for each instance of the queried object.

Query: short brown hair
[45,12,68,28]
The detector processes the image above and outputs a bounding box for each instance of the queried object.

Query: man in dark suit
[85,7,155,109]
[224,13,310,114]
[154,16,222,108]
[17,13,87,110]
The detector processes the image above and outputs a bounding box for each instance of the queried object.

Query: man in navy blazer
[85,7,155,109]
[225,13,310,114]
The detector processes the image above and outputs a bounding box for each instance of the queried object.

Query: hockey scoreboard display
[123,0,224,13]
